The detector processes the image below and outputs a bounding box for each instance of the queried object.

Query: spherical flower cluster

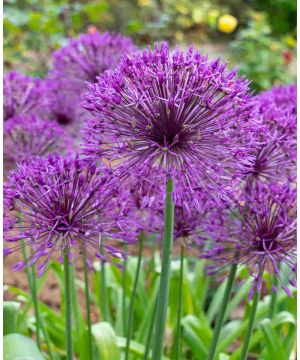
[4,154,132,275]
[244,84,296,183]
[41,77,90,141]
[203,181,296,298]
[4,71,43,121]
[51,31,137,90]
[4,115,72,170]
[83,42,255,201]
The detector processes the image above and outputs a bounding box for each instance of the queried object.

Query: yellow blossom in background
[284,36,296,48]
[138,0,151,7]
[218,14,238,33]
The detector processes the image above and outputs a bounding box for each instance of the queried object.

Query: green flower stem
[143,296,158,360]
[31,264,41,350]
[70,267,80,334]
[174,245,184,360]
[125,231,145,360]
[206,263,238,360]
[152,177,175,360]
[64,250,74,360]
[100,259,110,322]
[122,243,128,336]
[82,248,93,359]
[269,276,279,319]
[239,290,260,360]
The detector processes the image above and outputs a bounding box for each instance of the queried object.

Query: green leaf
[3,301,21,335]
[117,337,170,359]
[260,319,286,360]
[92,322,120,360]
[4,333,44,360]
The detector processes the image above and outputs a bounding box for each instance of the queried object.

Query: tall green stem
[31,264,41,350]
[269,276,278,319]
[64,251,74,360]
[152,177,175,360]
[125,231,145,360]
[83,248,93,359]
[174,246,184,360]
[206,263,238,360]
[122,243,128,335]
[239,290,260,360]
[100,260,110,321]
[143,296,158,360]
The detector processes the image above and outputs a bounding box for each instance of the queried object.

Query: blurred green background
[4,0,296,91]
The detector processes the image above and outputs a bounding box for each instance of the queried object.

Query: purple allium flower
[42,77,88,127]
[51,31,137,90]
[4,153,129,275]
[255,84,296,116]
[4,71,43,121]
[243,86,297,183]
[203,181,296,298]
[4,115,73,170]
[83,42,255,201]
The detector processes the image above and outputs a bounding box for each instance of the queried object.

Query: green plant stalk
[125,231,145,360]
[143,296,159,360]
[82,247,93,359]
[239,290,260,360]
[31,264,42,350]
[174,245,184,360]
[70,267,80,333]
[269,276,279,319]
[64,250,74,360]
[122,243,128,336]
[100,259,110,322]
[206,263,238,360]
[152,177,175,360]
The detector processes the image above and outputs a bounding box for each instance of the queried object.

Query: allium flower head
[255,84,296,116]
[51,31,137,89]
[4,154,130,275]
[244,85,297,183]
[83,42,255,200]
[4,115,72,170]
[4,71,43,121]
[203,181,296,298]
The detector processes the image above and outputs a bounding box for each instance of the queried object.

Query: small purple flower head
[4,71,43,121]
[4,115,73,170]
[83,42,255,201]
[4,154,128,275]
[203,181,296,298]
[51,31,137,90]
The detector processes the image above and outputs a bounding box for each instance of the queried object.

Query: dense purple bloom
[244,85,297,183]
[51,31,137,90]
[83,42,255,202]
[4,115,72,170]
[4,154,131,275]
[42,77,87,127]
[4,71,43,121]
[255,84,296,116]
[203,181,296,298]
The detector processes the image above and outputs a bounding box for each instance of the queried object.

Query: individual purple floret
[203,180,296,298]
[83,42,256,202]
[51,31,137,90]
[4,115,73,170]
[4,71,43,121]
[4,154,129,275]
